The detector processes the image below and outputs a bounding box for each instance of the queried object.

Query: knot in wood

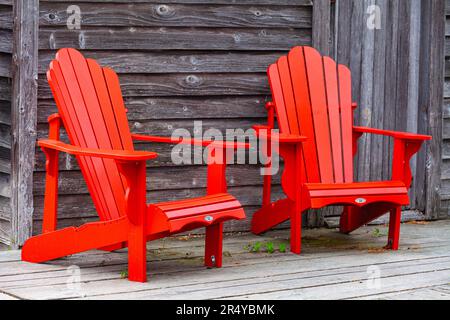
[156,5,172,17]
[253,10,262,17]
[47,12,58,22]
[185,75,200,86]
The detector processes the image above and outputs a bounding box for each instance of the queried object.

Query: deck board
[0,220,449,300]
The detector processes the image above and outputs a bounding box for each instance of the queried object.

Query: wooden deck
[0,220,449,300]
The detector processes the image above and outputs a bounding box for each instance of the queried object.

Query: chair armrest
[352,126,430,188]
[38,139,158,161]
[252,125,307,144]
[131,134,249,150]
[353,126,431,141]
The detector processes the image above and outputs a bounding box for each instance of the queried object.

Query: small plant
[266,242,275,254]
[120,270,128,279]
[372,228,387,238]
[251,242,262,253]
[245,241,289,254]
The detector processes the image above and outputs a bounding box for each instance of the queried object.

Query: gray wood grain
[356,0,375,183]
[369,0,387,182]
[0,123,10,149]
[332,0,441,217]
[39,3,312,28]
[37,73,271,99]
[0,29,12,53]
[0,195,10,221]
[38,27,311,51]
[0,100,10,125]
[37,96,267,122]
[0,5,12,29]
[10,0,39,248]
[417,0,445,218]
[39,0,313,5]
[32,164,278,196]
[0,77,11,101]
[38,50,284,74]
[312,0,330,56]
[0,53,11,78]
[406,0,422,206]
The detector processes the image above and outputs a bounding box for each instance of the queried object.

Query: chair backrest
[268,46,354,184]
[47,48,133,221]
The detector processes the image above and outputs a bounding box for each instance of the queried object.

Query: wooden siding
[33,0,314,233]
[442,0,450,217]
[332,0,444,220]
[0,0,12,245]
[0,0,444,246]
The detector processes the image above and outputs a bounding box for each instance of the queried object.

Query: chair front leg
[386,206,401,250]
[116,160,148,282]
[290,144,303,254]
[42,115,61,234]
[42,147,59,233]
[204,146,227,267]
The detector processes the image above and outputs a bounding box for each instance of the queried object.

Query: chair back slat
[47,48,133,220]
[268,46,355,184]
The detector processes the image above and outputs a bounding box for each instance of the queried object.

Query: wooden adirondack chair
[251,46,431,254]
[21,48,247,282]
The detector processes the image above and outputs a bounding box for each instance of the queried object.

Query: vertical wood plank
[369,0,387,182]
[405,0,421,206]
[308,0,333,227]
[357,0,376,182]
[382,0,399,182]
[312,0,331,56]
[10,0,39,247]
[329,0,439,221]
[417,0,445,219]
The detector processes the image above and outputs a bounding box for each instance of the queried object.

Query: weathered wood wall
[331,0,445,220]
[10,0,39,247]
[0,0,445,246]
[443,0,450,217]
[32,0,314,233]
[0,0,12,245]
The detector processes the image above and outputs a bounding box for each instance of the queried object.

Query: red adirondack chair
[21,48,246,282]
[251,46,431,254]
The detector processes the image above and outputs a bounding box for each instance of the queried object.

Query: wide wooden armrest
[353,126,431,141]
[38,139,158,161]
[252,125,307,144]
[131,134,249,150]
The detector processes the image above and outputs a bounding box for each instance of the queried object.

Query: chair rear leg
[205,223,223,268]
[290,205,302,254]
[386,206,401,250]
